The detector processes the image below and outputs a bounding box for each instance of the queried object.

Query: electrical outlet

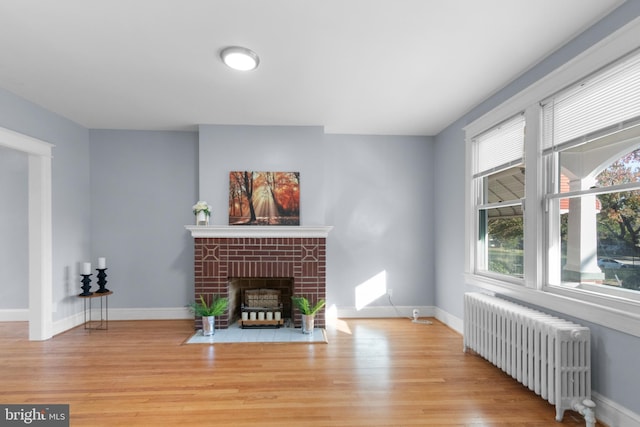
[387,288,393,297]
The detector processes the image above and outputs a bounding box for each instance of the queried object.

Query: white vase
[196,211,209,226]
[202,316,215,336]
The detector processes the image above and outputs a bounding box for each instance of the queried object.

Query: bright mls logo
[1,405,69,426]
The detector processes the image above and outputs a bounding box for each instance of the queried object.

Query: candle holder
[95,268,110,293]
[79,274,93,296]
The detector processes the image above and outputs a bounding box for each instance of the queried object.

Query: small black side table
[78,291,112,330]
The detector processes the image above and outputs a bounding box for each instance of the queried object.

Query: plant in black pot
[291,295,325,334]
[189,294,228,336]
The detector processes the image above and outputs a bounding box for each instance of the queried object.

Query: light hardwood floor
[0,318,604,426]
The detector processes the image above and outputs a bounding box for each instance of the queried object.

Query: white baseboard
[334,304,465,337]
[108,307,192,320]
[49,307,192,336]
[3,307,193,332]
[52,312,84,336]
[335,305,434,319]
[592,391,640,427]
[434,307,463,334]
[8,305,438,325]
[0,308,29,321]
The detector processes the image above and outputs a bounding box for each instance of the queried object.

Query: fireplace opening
[228,278,294,326]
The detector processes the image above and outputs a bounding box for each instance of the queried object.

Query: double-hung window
[471,114,526,282]
[543,48,640,302]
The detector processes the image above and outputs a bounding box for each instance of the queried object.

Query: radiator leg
[571,399,596,427]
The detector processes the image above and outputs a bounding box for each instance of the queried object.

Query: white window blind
[473,113,525,178]
[542,48,640,152]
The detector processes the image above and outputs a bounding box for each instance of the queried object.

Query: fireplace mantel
[185,225,333,238]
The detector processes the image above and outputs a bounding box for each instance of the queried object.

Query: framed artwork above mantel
[229,171,300,225]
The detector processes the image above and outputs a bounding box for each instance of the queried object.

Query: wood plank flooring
[0,318,604,426]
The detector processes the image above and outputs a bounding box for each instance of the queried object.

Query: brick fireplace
[185,226,332,329]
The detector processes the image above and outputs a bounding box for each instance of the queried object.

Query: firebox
[228,278,294,326]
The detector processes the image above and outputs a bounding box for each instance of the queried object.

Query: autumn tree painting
[229,171,300,225]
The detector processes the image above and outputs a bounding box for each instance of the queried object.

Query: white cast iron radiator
[463,292,596,427]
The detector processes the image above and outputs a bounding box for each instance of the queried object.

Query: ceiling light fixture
[220,46,260,71]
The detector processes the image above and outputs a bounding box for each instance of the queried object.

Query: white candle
[249,312,257,321]
[266,312,273,321]
[258,312,265,321]
[242,312,248,321]
[275,312,281,321]
[82,262,91,275]
[98,257,106,269]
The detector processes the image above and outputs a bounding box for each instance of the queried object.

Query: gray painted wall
[433,0,640,415]
[0,87,90,322]
[89,130,198,308]
[323,133,435,309]
[0,145,28,308]
[198,125,434,310]
[198,125,327,226]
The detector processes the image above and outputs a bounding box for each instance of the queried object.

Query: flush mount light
[220,46,260,71]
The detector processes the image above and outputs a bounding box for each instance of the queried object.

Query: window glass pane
[559,139,640,187]
[557,191,640,292]
[554,145,640,294]
[484,165,525,203]
[595,147,640,185]
[597,187,640,291]
[479,206,524,278]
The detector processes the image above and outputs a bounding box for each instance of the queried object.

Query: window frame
[544,140,640,305]
[464,16,640,338]
[471,114,526,284]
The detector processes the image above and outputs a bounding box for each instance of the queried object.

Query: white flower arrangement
[192,201,211,216]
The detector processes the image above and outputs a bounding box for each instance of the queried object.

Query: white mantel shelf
[185,225,333,238]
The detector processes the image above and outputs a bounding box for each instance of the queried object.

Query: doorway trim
[0,126,53,340]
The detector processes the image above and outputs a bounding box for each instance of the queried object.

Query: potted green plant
[291,296,325,334]
[189,294,228,336]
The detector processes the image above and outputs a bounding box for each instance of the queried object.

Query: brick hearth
[186,226,332,329]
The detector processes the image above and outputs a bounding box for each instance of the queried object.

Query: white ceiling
[0,0,623,136]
